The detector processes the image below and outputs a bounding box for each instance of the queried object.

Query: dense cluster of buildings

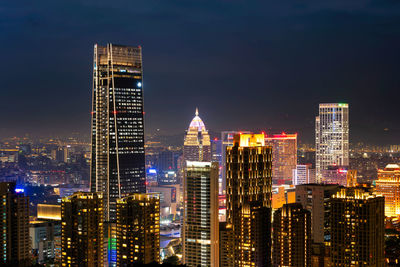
[1,43,400,266]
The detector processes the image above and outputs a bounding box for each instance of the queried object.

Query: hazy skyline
[1,0,400,144]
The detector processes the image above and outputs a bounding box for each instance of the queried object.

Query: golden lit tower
[272,203,311,267]
[264,133,297,185]
[90,44,145,222]
[375,164,400,217]
[183,161,219,267]
[0,182,30,267]
[226,134,273,267]
[330,188,384,266]
[183,108,211,162]
[116,193,160,266]
[61,192,104,267]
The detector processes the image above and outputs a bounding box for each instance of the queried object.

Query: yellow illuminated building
[61,192,104,267]
[226,134,272,267]
[375,164,400,217]
[330,188,384,266]
[37,204,61,220]
[273,203,311,266]
[116,193,160,266]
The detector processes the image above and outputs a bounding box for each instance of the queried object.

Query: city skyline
[2,1,400,144]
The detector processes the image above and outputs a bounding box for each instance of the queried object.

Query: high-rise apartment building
[61,192,104,267]
[220,131,251,195]
[295,184,340,245]
[272,203,311,267]
[116,193,160,266]
[0,182,30,267]
[265,133,297,185]
[226,134,273,267]
[315,103,349,182]
[90,43,145,221]
[183,161,219,267]
[292,164,315,185]
[183,109,211,163]
[375,164,400,217]
[330,188,384,266]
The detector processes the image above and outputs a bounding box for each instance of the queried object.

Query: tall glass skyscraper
[315,103,349,183]
[90,44,146,222]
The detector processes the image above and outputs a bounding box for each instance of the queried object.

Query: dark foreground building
[0,182,30,266]
[116,193,160,266]
[273,203,311,267]
[61,192,104,267]
[330,188,384,266]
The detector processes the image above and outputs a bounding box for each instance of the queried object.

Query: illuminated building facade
[315,103,349,182]
[265,133,297,185]
[90,43,145,222]
[183,108,211,163]
[116,193,160,266]
[330,188,384,266]
[37,204,61,220]
[292,164,315,185]
[226,134,272,267]
[220,131,250,195]
[61,192,104,267]
[0,182,30,267]
[183,161,219,267]
[375,164,400,217]
[182,161,219,267]
[272,203,311,267]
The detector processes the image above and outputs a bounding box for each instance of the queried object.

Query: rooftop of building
[188,108,206,132]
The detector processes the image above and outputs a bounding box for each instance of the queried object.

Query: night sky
[1,0,400,144]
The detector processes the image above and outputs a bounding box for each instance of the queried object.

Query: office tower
[90,44,145,222]
[220,131,251,195]
[375,164,400,217]
[315,103,349,182]
[30,220,61,264]
[272,203,311,267]
[226,134,273,267]
[183,161,219,267]
[61,192,104,267]
[116,193,160,266]
[183,108,211,162]
[292,164,315,185]
[295,184,339,245]
[265,133,297,185]
[330,188,384,266]
[0,182,30,266]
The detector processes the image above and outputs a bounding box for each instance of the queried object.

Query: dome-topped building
[183,108,211,162]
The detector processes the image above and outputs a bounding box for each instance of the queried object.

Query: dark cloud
[1,0,400,144]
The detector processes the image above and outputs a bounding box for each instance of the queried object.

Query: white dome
[188,108,206,131]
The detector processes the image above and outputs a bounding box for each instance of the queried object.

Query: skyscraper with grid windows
[90,44,146,222]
